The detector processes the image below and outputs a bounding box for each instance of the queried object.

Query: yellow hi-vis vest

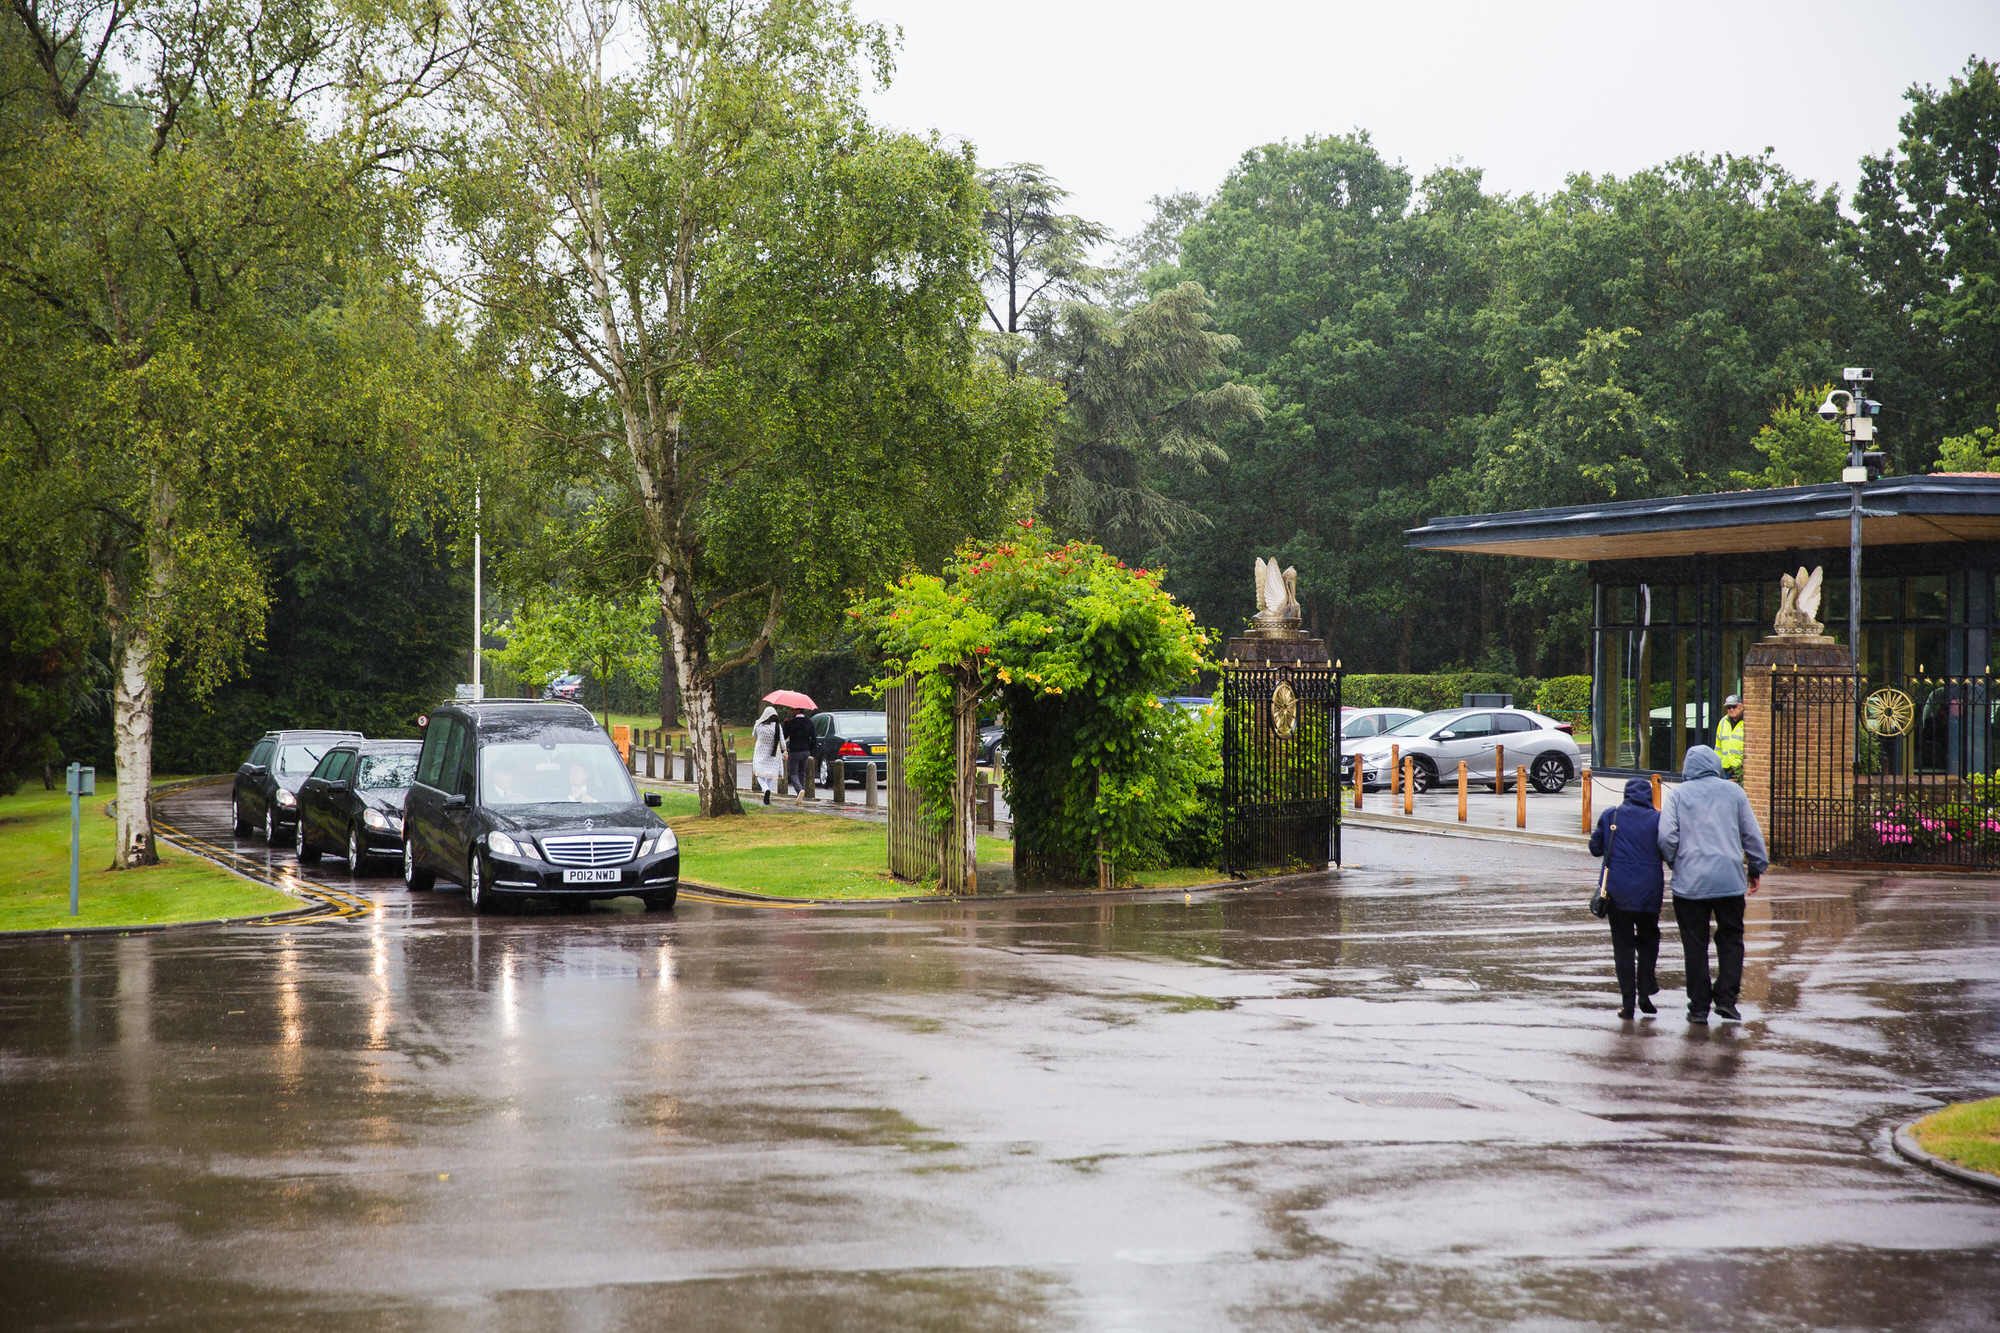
[1716,716,1746,771]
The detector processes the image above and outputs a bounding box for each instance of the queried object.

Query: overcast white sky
[852,0,2000,242]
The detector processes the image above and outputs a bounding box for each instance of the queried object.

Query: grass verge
[1911,1096,2000,1177]
[0,784,296,932]
[654,792,1220,899]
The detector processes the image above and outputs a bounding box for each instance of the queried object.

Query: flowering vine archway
[855,522,1214,887]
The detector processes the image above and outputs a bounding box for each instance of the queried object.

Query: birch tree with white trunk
[442,0,1054,815]
[0,0,467,865]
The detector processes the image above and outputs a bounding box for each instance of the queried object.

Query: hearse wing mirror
[443,792,468,810]
[644,792,662,807]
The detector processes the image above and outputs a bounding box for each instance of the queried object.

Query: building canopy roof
[1405,475,2000,561]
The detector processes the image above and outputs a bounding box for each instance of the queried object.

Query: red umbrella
[762,689,817,710]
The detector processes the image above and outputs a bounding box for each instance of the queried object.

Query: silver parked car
[1346,707,1579,794]
[1340,707,1422,741]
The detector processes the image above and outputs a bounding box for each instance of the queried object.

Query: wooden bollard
[803,758,817,801]
[1516,766,1527,828]
[1651,773,1663,810]
[1581,768,1592,832]
[863,761,877,808]
[683,744,696,785]
[831,759,846,804]
[1390,745,1401,798]
[1458,761,1468,822]
[1403,757,1414,815]
[728,744,740,789]
[1353,754,1363,809]
[1494,743,1504,794]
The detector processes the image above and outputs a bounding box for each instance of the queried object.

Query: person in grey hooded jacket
[1658,744,1769,1024]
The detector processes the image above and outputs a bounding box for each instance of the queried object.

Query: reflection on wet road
[1,785,1997,1329]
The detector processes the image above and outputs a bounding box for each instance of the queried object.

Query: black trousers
[786,750,812,792]
[1671,895,1746,1015]
[1608,907,1661,1002]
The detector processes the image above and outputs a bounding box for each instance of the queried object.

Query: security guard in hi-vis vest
[1715,694,1745,782]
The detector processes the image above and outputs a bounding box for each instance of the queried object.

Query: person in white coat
[750,706,784,806]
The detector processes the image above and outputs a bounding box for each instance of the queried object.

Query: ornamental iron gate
[1770,670,1999,869]
[1221,663,1341,874]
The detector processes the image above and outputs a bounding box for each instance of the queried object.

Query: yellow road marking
[153,819,374,921]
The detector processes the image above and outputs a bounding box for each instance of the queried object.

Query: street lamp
[1816,369,1887,672]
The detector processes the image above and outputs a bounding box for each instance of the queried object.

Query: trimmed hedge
[1341,672,1541,714]
[1534,675,1592,717]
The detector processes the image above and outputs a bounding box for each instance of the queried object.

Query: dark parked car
[232,729,363,845]
[294,740,422,871]
[811,710,888,786]
[401,699,677,912]
[976,723,1005,767]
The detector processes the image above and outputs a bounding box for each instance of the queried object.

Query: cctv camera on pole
[1816,370,1887,673]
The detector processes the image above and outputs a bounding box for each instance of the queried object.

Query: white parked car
[1346,707,1580,794]
[1340,707,1422,741]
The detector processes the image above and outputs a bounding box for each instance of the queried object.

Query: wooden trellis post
[886,673,978,893]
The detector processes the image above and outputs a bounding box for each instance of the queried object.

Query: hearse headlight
[363,808,392,831]
[487,831,522,857]
[276,790,297,807]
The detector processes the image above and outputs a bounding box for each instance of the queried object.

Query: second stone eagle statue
[1251,557,1301,636]
[1774,565,1826,638]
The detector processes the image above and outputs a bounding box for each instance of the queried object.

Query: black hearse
[401,699,678,912]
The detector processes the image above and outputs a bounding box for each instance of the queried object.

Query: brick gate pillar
[1741,640,1853,847]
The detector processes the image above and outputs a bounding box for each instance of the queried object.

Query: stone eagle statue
[1775,565,1825,637]
[1254,557,1300,621]
[1250,557,1302,637]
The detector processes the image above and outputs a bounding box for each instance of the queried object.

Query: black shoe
[762,790,771,806]
[1713,1000,1741,1021]
[1618,1004,1635,1020]
[1687,1009,1709,1024]
[1637,995,1656,1015]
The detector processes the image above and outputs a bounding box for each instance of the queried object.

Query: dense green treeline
[4,0,1992,811]
[1071,58,1999,678]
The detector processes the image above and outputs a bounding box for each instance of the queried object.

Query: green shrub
[1341,672,1532,713]
[1535,675,1592,717]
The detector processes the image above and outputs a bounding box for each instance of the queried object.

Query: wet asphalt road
[2,787,1998,1330]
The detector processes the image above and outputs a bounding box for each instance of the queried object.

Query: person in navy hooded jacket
[1589,777,1666,1019]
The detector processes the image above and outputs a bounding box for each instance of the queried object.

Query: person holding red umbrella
[762,690,818,804]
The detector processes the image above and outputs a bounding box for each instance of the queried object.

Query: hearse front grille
[539,834,638,867]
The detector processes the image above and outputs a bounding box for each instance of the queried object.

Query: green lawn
[0,784,296,932]
[654,792,1221,899]
[1912,1096,2000,1176]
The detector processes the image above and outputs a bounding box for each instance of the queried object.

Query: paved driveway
[0,787,1995,1329]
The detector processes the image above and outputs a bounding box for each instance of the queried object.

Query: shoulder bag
[1590,819,1616,919]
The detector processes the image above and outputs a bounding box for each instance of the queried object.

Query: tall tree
[978,162,1110,360]
[1169,140,1513,668]
[1029,282,1263,552]
[442,0,1054,815]
[1853,56,2000,455]
[0,0,463,864]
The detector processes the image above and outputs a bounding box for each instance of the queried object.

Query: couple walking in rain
[751,704,815,806]
[1589,745,1769,1023]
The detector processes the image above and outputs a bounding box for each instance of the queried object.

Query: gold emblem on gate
[1863,687,1914,737]
[1270,680,1298,738]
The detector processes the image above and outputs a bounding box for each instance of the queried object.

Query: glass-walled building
[1406,475,2000,776]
